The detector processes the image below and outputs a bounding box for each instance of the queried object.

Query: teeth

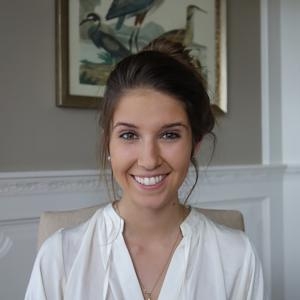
[134,175,164,186]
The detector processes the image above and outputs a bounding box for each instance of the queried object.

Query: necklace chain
[140,228,181,300]
[113,201,185,300]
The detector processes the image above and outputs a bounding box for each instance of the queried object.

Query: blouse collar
[103,202,202,240]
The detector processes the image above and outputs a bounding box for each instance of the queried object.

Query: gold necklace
[113,201,185,300]
[140,229,181,300]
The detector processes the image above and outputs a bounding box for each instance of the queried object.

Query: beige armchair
[37,204,245,249]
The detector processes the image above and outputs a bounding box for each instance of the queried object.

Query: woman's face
[109,88,193,210]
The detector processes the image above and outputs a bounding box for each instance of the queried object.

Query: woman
[25,38,264,299]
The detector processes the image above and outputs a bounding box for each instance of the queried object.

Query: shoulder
[189,207,256,264]
[36,228,64,270]
[190,207,244,234]
[25,204,115,298]
[61,204,108,253]
[186,208,264,297]
[36,204,110,274]
[61,203,121,276]
[25,229,66,299]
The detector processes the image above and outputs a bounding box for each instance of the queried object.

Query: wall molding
[0,170,103,196]
[285,164,300,175]
[0,232,13,260]
[0,164,286,197]
[197,164,285,184]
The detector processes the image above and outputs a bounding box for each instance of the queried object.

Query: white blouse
[25,203,265,300]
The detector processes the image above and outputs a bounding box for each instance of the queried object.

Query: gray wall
[212,0,262,165]
[0,0,261,172]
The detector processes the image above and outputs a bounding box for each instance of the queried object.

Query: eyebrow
[112,122,189,130]
[113,122,138,129]
[161,122,189,130]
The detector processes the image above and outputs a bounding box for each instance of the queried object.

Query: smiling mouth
[133,175,166,186]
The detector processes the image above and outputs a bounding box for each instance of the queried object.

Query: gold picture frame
[56,0,227,112]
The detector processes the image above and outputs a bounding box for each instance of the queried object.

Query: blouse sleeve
[231,234,265,300]
[245,240,265,300]
[24,230,65,300]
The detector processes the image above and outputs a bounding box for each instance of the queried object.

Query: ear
[193,141,201,156]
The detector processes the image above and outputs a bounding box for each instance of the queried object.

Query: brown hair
[99,37,215,202]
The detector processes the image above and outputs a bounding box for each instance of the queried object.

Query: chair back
[38,204,245,249]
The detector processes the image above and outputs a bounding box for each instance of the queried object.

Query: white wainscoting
[0,165,286,300]
[283,166,300,300]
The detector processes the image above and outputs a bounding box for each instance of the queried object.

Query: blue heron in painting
[105,0,164,51]
[80,13,131,63]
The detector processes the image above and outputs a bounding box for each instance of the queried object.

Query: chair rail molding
[0,165,285,196]
[0,170,102,195]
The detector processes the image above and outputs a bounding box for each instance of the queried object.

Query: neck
[115,198,187,240]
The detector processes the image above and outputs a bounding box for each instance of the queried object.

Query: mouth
[132,174,167,187]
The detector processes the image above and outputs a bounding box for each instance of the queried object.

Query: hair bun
[143,37,186,55]
[142,37,205,86]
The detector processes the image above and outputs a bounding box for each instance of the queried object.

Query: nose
[137,139,162,170]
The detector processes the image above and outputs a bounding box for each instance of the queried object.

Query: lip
[131,174,169,189]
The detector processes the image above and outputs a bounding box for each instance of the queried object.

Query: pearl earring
[108,156,111,161]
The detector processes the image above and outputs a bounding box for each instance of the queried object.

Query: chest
[63,227,239,300]
[125,238,182,300]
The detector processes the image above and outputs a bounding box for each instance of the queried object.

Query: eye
[161,131,181,140]
[119,131,138,140]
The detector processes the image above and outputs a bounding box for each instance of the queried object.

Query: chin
[131,192,177,211]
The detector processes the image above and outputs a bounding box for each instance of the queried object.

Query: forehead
[112,88,189,125]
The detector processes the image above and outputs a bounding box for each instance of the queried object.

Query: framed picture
[56,0,227,112]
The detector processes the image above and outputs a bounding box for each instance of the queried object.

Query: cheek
[109,142,136,173]
[110,142,135,160]
[109,158,129,186]
[164,143,191,168]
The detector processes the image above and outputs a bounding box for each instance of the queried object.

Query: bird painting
[105,0,164,51]
[78,3,209,86]
[80,12,131,63]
